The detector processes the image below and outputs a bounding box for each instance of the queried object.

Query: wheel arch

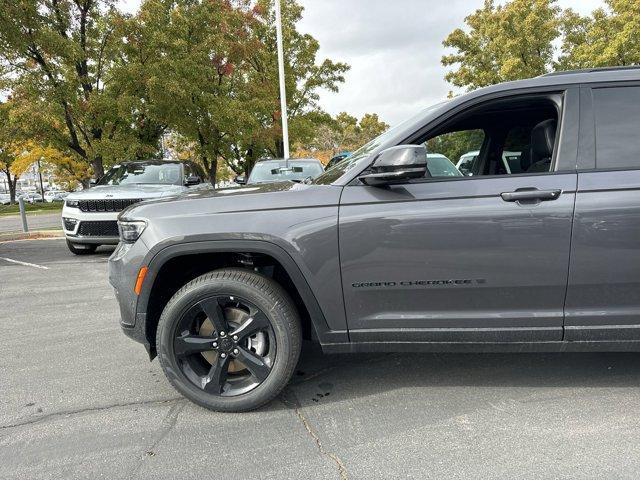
[138,240,344,356]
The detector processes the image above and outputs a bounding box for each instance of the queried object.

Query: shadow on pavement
[265,344,640,411]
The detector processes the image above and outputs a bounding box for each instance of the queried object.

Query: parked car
[44,190,69,203]
[110,66,640,412]
[426,153,462,177]
[0,193,11,205]
[235,158,324,185]
[62,160,208,255]
[19,192,44,204]
[457,150,522,176]
[325,151,352,169]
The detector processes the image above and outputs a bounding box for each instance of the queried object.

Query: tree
[230,0,349,175]
[293,111,389,163]
[443,0,640,93]
[0,0,163,183]
[441,0,561,90]
[557,0,640,70]
[0,100,33,203]
[133,0,263,184]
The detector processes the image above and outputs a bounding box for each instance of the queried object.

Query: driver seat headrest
[531,119,557,159]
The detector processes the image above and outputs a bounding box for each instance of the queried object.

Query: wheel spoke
[200,297,229,335]
[235,347,271,382]
[174,334,218,357]
[203,355,231,394]
[230,311,270,341]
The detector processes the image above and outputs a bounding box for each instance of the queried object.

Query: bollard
[18,197,28,232]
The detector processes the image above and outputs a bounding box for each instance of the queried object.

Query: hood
[122,181,342,219]
[66,183,187,200]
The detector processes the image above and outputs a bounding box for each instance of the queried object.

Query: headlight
[65,199,79,208]
[118,219,147,243]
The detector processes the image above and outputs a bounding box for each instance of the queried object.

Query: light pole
[274,0,290,164]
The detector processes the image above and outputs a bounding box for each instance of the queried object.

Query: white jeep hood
[66,184,187,201]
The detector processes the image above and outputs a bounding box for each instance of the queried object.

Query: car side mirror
[89,178,98,187]
[184,175,201,186]
[358,145,429,187]
[234,175,246,185]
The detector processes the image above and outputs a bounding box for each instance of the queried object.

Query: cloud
[118,0,606,126]
[298,0,605,125]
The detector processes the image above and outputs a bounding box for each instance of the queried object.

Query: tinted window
[426,155,462,177]
[425,129,485,178]
[593,86,640,169]
[501,126,529,174]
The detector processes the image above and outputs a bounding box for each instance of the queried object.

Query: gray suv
[110,67,640,412]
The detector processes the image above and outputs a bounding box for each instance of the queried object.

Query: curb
[0,230,64,243]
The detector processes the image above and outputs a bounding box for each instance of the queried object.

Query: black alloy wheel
[173,295,275,396]
[156,269,301,412]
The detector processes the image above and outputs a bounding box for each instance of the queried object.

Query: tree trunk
[8,175,17,204]
[244,146,257,176]
[274,138,285,158]
[200,154,218,186]
[91,156,104,180]
[209,158,218,186]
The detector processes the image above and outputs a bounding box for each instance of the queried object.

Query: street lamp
[274,0,290,164]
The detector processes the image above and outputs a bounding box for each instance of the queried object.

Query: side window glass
[425,129,485,177]
[501,126,528,174]
[593,86,640,170]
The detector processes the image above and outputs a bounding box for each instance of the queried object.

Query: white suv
[62,160,207,254]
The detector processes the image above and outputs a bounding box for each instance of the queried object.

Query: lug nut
[233,335,238,341]
[220,353,227,358]
[233,348,239,355]
[220,331,226,337]
[212,342,218,348]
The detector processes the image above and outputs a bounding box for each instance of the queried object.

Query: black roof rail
[540,65,640,77]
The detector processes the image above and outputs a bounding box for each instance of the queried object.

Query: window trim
[381,92,567,186]
[345,86,582,187]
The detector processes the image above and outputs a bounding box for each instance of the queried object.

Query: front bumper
[62,207,120,244]
[108,240,152,347]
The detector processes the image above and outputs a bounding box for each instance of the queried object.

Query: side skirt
[320,340,640,354]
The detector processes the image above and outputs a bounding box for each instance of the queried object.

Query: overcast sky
[120,0,605,126]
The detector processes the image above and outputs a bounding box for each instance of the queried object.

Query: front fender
[136,238,349,346]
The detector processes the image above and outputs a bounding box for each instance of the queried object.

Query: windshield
[314,101,450,184]
[98,163,182,186]
[247,161,324,184]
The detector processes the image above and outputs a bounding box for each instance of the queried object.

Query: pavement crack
[129,400,187,478]
[280,389,348,480]
[0,397,183,431]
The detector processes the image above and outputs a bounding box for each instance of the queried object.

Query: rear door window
[593,86,640,170]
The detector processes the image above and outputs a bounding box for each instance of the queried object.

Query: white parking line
[0,257,49,270]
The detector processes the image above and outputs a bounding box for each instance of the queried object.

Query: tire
[66,240,98,255]
[156,268,302,412]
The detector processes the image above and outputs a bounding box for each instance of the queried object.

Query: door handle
[500,188,562,203]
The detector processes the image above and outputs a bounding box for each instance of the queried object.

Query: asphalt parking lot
[2,238,640,479]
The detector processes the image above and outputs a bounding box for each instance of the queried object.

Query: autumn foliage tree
[442,0,640,92]
[0,0,354,186]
